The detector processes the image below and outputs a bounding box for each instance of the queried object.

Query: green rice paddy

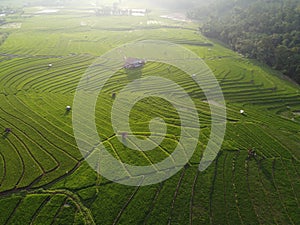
[0,5,299,225]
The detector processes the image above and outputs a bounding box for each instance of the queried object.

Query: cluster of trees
[188,0,300,83]
[0,18,5,25]
[0,33,8,46]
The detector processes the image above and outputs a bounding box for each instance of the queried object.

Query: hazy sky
[0,0,209,9]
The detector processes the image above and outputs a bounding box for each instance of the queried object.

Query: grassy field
[0,3,299,225]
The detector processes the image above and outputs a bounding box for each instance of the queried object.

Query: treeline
[188,0,300,83]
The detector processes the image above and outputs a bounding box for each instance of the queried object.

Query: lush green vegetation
[0,1,299,224]
[188,0,300,83]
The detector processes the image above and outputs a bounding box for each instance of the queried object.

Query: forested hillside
[188,0,300,83]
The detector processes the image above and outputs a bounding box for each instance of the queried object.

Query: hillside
[188,0,300,84]
[0,2,299,225]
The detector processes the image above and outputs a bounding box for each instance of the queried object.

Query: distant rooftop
[124,57,146,69]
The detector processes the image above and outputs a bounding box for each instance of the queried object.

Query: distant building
[131,9,147,16]
[123,57,146,69]
[95,7,147,17]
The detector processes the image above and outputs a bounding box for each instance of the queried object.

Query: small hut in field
[123,57,146,69]
[4,128,11,133]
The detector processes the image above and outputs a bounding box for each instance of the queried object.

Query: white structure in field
[131,9,147,16]
[123,57,146,69]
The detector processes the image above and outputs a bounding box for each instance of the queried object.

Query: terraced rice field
[0,5,299,225]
